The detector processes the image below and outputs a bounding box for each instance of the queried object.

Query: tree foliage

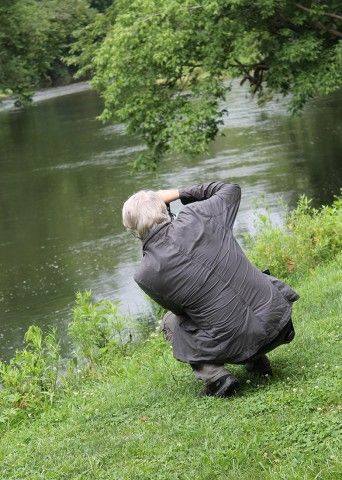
[90,0,114,12]
[69,3,117,82]
[0,0,94,103]
[74,0,342,167]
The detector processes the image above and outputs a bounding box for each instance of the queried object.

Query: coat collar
[142,222,170,250]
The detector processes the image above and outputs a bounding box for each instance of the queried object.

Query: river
[0,83,341,359]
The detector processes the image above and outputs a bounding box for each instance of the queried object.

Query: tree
[74,0,342,167]
[0,0,94,103]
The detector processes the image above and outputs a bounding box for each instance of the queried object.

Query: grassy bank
[0,199,341,479]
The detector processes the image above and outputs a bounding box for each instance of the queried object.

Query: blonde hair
[122,190,169,240]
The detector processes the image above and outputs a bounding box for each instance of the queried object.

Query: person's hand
[156,189,180,204]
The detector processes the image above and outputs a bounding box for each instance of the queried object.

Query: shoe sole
[213,377,239,397]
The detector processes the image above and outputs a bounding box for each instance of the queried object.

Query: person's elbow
[221,183,241,202]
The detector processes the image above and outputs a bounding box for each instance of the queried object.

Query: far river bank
[0,82,91,112]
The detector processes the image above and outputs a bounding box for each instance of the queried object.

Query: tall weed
[0,326,60,422]
[68,291,130,366]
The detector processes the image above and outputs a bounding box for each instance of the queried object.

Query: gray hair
[122,190,169,240]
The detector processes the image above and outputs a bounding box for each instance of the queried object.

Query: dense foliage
[90,0,113,12]
[0,0,94,103]
[73,0,342,166]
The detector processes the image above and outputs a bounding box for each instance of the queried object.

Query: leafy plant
[0,326,60,422]
[245,194,342,280]
[68,291,129,365]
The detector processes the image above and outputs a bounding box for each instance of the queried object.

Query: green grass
[0,254,341,479]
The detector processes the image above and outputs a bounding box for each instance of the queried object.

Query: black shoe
[245,355,272,377]
[202,374,239,397]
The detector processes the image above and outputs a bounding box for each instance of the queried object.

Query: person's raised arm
[178,181,241,228]
[178,182,240,205]
[156,189,180,204]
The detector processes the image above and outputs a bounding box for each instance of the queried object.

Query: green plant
[68,291,129,365]
[0,326,60,422]
[245,194,342,280]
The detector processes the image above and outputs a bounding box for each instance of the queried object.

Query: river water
[0,83,341,359]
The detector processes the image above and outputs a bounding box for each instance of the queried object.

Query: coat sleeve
[178,181,241,228]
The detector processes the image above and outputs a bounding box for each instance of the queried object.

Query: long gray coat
[134,182,299,364]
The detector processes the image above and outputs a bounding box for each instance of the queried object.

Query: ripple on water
[69,231,128,254]
[34,144,147,172]
[99,123,127,137]
[220,82,290,128]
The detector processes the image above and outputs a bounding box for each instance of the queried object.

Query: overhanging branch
[294,3,342,37]
[295,3,342,21]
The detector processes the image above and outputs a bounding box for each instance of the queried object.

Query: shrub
[245,194,342,281]
[0,326,60,422]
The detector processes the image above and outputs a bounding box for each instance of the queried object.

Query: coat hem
[172,308,293,365]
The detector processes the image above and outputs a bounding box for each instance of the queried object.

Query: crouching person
[122,182,299,397]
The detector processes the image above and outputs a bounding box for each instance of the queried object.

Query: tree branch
[316,20,342,38]
[294,3,342,38]
[294,3,342,21]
